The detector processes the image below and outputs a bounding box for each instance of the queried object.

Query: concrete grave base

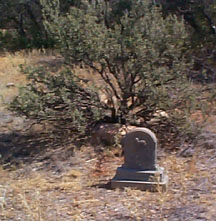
[111,166,168,192]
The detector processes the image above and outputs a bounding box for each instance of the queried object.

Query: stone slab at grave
[111,128,168,191]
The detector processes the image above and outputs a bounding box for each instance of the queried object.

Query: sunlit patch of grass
[0,184,7,216]
[0,49,60,107]
[18,191,45,221]
[0,54,27,106]
[52,169,83,192]
[0,149,215,220]
[9,169,83,193]
[0,166,14,219]
[10,172,52,193]
[0,167,84,220]
[107,152,213,220]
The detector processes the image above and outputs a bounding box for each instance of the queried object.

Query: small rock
[6,83,15,88]
[0,112,13,124]
[90,124,136,146]
[178,144,195,157]
[197,131,216,149]
[90,123,120,146]
[180,148,194,157]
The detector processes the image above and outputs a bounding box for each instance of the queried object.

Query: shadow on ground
[0,131,75,170]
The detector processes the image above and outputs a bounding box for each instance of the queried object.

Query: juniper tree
[11,0,206,143]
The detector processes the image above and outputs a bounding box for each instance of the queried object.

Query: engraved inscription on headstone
[122,128,157,170]
[111,127,168,191]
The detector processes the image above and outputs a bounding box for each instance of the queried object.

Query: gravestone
[111,128,168,191]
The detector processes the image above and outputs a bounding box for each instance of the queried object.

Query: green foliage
[43,1,201,135]
[10,66,103,134]
[159,0,216,83]
[0,0,57,50]
[11,0,209,143]
[159,0,216,45]
[0,29,55,51]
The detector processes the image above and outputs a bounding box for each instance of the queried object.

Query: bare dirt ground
[0,52,216,221]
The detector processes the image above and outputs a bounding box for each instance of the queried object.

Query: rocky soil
[0,107,216,221]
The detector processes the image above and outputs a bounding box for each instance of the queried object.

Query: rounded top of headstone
[122,127,157,170]
[127,127,157,143]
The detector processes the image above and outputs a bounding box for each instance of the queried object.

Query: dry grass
[0,51,215,220]
[0,167,84,221]
[0,53,27,106]
[0,49,60,107]
[0,144,215,220]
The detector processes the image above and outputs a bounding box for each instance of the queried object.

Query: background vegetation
[0,0,215,145]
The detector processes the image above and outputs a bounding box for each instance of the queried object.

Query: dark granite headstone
[122,128,157,170]
[111,127,168,191]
